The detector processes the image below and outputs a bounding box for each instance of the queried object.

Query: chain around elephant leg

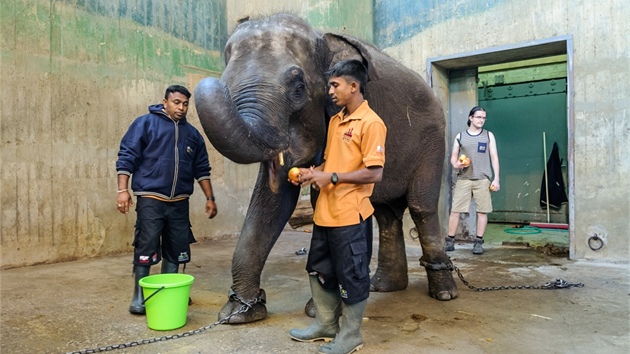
[218,288,268,324]
[419,257,458,301]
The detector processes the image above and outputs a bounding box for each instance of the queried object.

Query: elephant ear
[322,33,391,118]
[322,33,385,82]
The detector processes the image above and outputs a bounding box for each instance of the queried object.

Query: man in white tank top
[445,106,500,254]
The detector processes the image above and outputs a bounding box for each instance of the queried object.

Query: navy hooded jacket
[116,104,211,200]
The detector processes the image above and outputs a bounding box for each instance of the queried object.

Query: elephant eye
[294,84,304,95]
[290,83,306,102]
[283,66,307,108]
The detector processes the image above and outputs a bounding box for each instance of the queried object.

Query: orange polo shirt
[314,101,387,227]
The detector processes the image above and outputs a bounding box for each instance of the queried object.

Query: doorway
[427,36,576,257]
[478,56,568,224]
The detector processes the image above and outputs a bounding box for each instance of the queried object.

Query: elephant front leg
[218,175,300,324]
[218,231,273,323]
[370,204,409,292]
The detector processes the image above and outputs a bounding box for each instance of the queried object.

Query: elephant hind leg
[370,202,408,292]
[421,260,459,301]
[408,179,458,301]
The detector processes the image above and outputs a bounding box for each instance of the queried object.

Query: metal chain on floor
[419,258,584,291]
[65,296,261,354]
[453,265,584,291]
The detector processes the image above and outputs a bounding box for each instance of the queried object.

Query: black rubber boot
[289,275,341,342]
[318,300,367,354]
[161,259,179,274]
[129,265,150,315]
[161,260,192,305]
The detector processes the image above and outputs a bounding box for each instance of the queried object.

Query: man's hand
[116,191,133,214]
[300,167,331,190]
[205,200,217,219]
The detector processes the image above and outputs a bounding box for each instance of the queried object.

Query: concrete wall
[0,0,373,269]
[378,0,629,261]
[2,0,627,268]
[226,0,372,41]
[0,0,238,268]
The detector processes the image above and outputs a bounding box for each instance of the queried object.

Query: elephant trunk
[194,77,279,164]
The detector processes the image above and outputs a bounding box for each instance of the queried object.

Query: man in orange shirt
[289,60,387,354]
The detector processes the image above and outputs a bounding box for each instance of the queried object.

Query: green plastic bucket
[139,273,194,331]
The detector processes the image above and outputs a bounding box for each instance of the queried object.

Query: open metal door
[479,78,568,223]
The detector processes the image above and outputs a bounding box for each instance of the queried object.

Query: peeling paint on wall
[61,0,227,51]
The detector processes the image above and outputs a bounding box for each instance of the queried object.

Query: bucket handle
[141,285,165,305]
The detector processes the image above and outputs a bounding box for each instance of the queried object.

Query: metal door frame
[426,35,575,258]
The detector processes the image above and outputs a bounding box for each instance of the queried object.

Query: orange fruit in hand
[288,167,300,182]
[459,154,470,167]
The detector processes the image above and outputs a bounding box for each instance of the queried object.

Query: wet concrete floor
[1,228,629,354]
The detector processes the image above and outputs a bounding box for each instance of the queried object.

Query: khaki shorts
[452,179,493,213]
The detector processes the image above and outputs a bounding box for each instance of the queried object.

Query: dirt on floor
[1,229,629,354]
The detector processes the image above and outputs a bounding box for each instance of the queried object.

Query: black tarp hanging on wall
[540,142,568,209]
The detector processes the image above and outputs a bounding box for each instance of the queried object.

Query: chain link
[66,295,261,354]
[453,265,584,291]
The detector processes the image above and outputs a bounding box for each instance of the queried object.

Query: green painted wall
[0,0,227,268]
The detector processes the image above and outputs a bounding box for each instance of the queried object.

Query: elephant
[194,13,457,324]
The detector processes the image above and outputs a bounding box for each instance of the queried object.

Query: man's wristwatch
[207,196,215,201]
[331,172,338,185]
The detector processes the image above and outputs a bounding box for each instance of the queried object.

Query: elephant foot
[304,297,315,318]
[420,258,458,301]
[369,270,408,292]
[218,288,267,324]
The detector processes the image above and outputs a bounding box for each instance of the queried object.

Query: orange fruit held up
[459,154,470,167]
[288,167,300,182]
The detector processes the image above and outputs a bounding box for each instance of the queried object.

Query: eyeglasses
[472,116,487,119]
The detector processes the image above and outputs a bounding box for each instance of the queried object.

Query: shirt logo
[477,142,487,153]
[376,145,384,155]
[178,252,190,262]
[138,253,158,264]
[339,285,348,299]
[343,128,353,142]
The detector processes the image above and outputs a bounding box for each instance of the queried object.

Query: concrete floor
[1,226,629,354]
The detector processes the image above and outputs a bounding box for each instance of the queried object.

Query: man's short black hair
[326,59,368,95]
[165,85,191,100]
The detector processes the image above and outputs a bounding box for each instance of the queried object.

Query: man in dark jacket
[116,85,218,314]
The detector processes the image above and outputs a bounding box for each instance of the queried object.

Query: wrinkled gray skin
[195,14,457,324]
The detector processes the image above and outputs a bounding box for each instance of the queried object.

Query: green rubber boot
[318,299,367,354]
[129,265,150,315]
[289,275,341,342]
